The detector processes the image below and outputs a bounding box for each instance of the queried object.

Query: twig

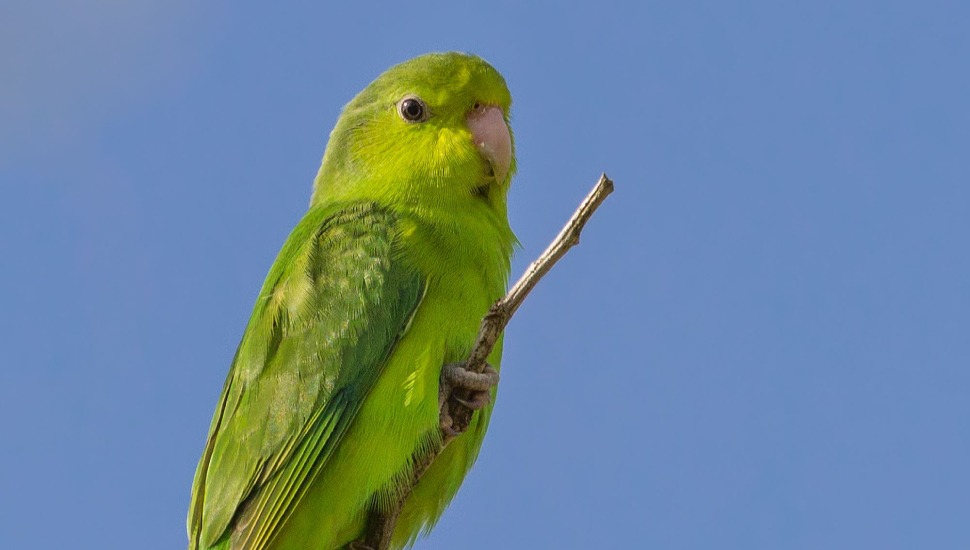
[364,173,614,549]
[465,172,614,376]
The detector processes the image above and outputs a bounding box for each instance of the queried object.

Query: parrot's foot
[346,542,375,550]
[439,362,499,437]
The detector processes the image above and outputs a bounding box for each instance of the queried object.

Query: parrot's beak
[467,104,512,185]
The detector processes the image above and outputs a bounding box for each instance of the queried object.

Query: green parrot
[187,52,516,550]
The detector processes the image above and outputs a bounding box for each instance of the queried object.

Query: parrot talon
[441,362,499,393]
[454,391,491,409]
[438,362,499,436]
[440,414,461,438]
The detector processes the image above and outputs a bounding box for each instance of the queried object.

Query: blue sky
[3,1,968,548]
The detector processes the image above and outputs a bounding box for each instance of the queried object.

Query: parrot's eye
[397,96,428,123]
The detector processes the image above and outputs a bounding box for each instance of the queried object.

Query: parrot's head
[311,52,514,212]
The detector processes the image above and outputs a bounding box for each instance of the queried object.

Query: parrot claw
[438,362,499,437]
[454,391,491,409]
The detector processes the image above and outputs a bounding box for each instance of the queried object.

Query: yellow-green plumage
[188,53,516,549]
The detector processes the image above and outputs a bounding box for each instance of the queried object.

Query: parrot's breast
[270,205,514,549]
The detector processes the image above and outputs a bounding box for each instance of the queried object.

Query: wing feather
[187,203,423,550]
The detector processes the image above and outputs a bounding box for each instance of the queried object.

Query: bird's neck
[397,194,516,304]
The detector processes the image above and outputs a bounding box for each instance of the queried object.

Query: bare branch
[362,173,614,549]
[465,172,614,374]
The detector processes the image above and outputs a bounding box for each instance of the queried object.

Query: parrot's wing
[187,203,424,550]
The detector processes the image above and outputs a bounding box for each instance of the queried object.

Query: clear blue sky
[3,2,968,549]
